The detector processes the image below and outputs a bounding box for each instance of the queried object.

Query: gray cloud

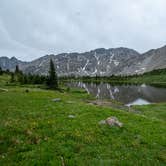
[0,0,166,61]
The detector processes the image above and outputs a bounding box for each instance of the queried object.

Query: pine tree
[14,65,24,83]
[47,59,58,89]
[0,66,3,75]
[15,65,20,74]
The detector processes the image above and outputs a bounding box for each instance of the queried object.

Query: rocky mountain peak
[0,45,166,76]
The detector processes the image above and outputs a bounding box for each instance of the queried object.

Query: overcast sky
[0,0,166,61]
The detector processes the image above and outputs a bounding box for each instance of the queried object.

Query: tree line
[59,68,166,83]
[1,60,166,88]
[0,59,58,90]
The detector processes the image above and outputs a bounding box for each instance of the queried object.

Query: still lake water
[68,82,166,105]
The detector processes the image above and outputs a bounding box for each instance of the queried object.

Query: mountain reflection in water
[68,82,166,105]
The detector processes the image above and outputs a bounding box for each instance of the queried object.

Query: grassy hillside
[0,74,166,165]
[125,75,166,87]
[125,69,166,86]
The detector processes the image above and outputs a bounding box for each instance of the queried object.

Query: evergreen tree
[14,65,24,83]
[10,73,15,83]
[0,66,3,75]
[15,65,20,74]
[47,59,58,89]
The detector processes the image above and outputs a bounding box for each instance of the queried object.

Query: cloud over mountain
[0,0,166,60]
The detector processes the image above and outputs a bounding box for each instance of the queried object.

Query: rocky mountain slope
[0,57,27,71]
[0,45,166,76]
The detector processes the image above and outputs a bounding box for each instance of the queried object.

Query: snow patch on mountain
[83,59,89,70]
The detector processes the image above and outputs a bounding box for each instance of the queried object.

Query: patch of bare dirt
[87,99,140,113]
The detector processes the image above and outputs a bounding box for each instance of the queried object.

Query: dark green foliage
[15,65,20,74]
[13,65,22,83]
[9,65,48,85]
[23,75,28,84]
[66,86,70,92]
[17,73,24,84]
[46,59,58,89]
[25,89,29,93]
[10,73,15,83]
[19,73,47,85]
[143,68,166,75]
[60,68,166,87]
[0,66,3,75]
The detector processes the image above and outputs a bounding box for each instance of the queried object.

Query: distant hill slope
[0,45,166,76]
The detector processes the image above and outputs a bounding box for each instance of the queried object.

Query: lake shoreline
[67,81,166,105]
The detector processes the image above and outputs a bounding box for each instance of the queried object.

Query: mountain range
[0,45,166,76]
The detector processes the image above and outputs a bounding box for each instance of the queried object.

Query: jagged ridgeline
[0,45,166,76]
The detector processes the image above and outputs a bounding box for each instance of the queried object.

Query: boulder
[52,98,61,102]
[68,115,75,118]
[106,116,123,127]
[98,120,106,125]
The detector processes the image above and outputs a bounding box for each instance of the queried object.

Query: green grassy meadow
[0,74,166,165]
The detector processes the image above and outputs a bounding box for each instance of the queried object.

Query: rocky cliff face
[0,57,26,70]
[140,45,166,72]
[0,45,166,76]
